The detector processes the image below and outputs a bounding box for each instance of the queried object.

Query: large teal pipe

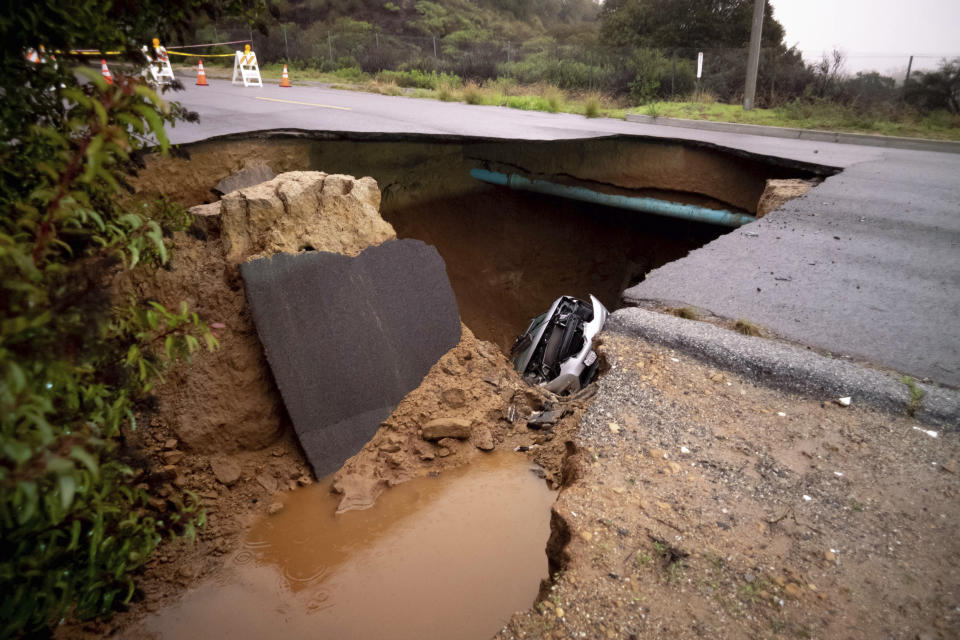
[470,168,756,228]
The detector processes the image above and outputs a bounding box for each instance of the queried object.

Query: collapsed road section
[134,131,831,350]
[100,130,848,637]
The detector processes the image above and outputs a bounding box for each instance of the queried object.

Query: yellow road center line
[254,96,351,111]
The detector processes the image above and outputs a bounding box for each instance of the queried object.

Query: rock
[414,441,436,461]
[213,163,277,197]
[384,452,405,468]
[422,417,472,440]
[296,474,313,486]
[555,608,564,619]
[177,564,199,581]
[441,388,467,408]
[210,457,242,486]
[187,202,222,236]
[438,437,459,450]
[220,171,395,266]
[837,396,852,407]
[666,461,682,474]
[379,442,402,453]
[163,438,179,450]
[784,583,803,598]
[473,425,495,451]
[580,531,593,542]
[608,422,620,434]
[267,502,284,515]
[256,473,278,493]
[824,549,837,563]
[744,572,756,584]
[527,410,562,429]
[162,450,185,465]
[437,447,452,458]
[941,459,957,474]
[649,448,668,460]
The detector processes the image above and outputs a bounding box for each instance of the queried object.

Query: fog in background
[770,0,960,78]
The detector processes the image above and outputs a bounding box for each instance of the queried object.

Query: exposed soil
[496,331,960,640]
[129,228,287,453]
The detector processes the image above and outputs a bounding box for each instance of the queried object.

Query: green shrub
[376,69,462,90]
[333,65,368,82]
[0,0,262,634]
[461,81,484,104]
[506,95,552,111]
[543,86,564,113]
[584,94,602,118]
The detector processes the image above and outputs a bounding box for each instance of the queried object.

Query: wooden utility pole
[743,0,765,110]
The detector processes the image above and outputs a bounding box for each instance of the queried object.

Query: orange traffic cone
[280,64,292,88]
[196,59,209,86]
[100,59,113,85]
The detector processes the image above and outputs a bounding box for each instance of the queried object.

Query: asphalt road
[166,78,960,388]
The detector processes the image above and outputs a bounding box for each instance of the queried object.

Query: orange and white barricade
[231,44,262,87]
[142,38,175,85]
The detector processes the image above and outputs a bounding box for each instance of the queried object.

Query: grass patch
[901,376,926,416]
[506,95,553,111]
[583,93,602,118]
[628,99,960,141]
[734,319,762,337]
[672,307,700,320]
[461,81,483,105]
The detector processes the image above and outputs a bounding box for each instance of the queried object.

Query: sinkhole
[133,131,833,637]
[140,131,831,351]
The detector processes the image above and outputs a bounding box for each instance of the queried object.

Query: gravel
[605,307,960,429]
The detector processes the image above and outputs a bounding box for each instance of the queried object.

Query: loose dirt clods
[330,323,590,513]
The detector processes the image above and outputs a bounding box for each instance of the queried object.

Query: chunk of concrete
[422,417,473,441]
[220,171,394,266]
[241,239,461,478]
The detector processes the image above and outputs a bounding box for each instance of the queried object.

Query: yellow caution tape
[166,51,236,58]
[67,50,236,57]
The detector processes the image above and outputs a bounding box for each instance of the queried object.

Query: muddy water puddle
[142,452,554,639]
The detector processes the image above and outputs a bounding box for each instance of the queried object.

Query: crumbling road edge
[605,307,959,429]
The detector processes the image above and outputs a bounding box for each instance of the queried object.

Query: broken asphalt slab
[604,307,960,430]
[241,239,461,477]
[624,152,960,388]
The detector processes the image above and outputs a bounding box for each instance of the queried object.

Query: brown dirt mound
[331,324,583,512]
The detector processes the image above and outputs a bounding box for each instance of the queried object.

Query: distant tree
[599,0,786,51]
[906,58,960,114]
[843,71,898,108]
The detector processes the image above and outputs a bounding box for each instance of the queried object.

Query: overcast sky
[769,0,960,75]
